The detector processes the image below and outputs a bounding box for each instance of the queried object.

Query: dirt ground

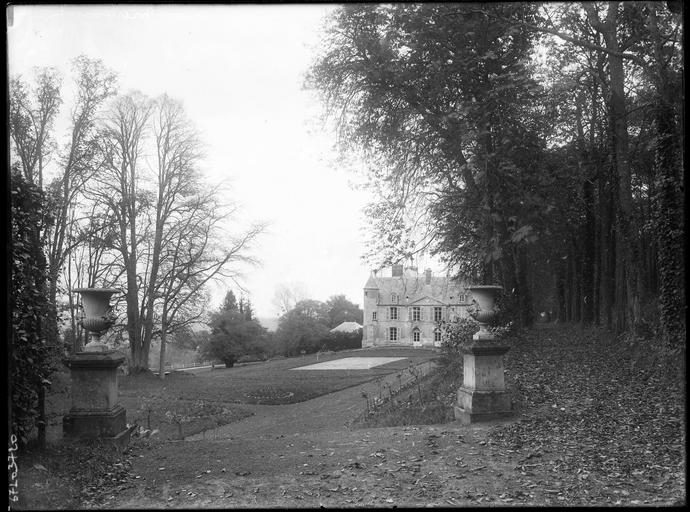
[107,422,520,508]
[94,418,682,508]
[95,374,681,508]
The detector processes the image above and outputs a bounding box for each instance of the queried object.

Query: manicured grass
[43,347,437,441]
[120,347,436,405]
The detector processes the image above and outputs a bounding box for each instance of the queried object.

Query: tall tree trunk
[646,3,685,349]
[37,387,46,448]
[591,90,603,326]
[158,312,168,381]
[576,93,596,325]
[124,244,145,370]
[598,173,616,330]
[582,177,596,324]
[46,276,59,354]
[556,264,566,322]
[516,248,533,328]
[603,1,641,332]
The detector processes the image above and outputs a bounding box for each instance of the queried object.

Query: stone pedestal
[454,341,512,424]
[63,351,130,448]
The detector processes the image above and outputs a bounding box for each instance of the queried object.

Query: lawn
[121,347,435,403]
[40,347,437,442]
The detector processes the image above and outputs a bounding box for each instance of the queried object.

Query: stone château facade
[362,265,470,348]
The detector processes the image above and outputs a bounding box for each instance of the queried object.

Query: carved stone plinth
[454,341,512,424]
[63,351,131,449]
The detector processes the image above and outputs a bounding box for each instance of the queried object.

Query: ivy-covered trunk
[646,4,685,350]
[10,172,55,446]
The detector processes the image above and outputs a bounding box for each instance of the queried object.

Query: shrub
[438,317,478,382]
[323,331,362,351]
[236,354,266,364]
[199,310,268,367]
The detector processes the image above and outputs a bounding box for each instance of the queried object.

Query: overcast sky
[7,4,390,318]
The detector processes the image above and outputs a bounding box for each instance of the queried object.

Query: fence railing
[148,360,216,371]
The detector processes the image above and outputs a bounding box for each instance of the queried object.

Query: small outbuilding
[330,321,363,333]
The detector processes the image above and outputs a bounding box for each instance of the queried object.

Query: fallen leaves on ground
[487,325,686,505]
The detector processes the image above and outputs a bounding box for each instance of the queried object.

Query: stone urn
[73,287,120,352]
[454,284,511,424]
[63,287,130,448]
[466,285,503,340]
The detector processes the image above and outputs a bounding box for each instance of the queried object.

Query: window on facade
[434,329,442,342]
[389,307,398,320]
[389,327,398,341]
[413,329,420,342]
[372,311,377,321]
[434,307,443,322]
[412,306,421,321]
[391,293,398,303]
[459,294,466,302]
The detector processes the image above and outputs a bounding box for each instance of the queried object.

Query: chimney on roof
[392,264,403,277]
[425,268,432,284]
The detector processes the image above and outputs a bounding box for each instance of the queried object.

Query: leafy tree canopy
[275,299,331,356]
[325,294,363,328]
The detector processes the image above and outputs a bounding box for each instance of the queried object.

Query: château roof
[364,274,469,305]
[364,273,379,289]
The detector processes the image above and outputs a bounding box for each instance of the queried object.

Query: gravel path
[185,360,436,441]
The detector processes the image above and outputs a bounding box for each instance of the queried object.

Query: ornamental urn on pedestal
[454,285,512,424]
[63,288,131,449]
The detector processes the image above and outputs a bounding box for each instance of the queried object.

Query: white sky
[8,4,387,319]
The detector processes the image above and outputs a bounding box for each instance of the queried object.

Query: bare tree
[48,57,118,351]
[272,282,309,315]
[147,96,264,378]
[92,92,263,372]
[10,57,118,354]
[9,67,62,188]
[93,91,154,371]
